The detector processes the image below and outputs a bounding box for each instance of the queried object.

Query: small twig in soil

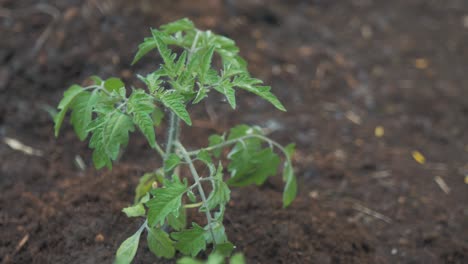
[434,176,450,194]
[3,137,43,156]
[1,234,29,264]
[352,203,393,224]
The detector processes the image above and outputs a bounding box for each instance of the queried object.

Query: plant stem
[187,133,292,163]
[176,141,218,247]
[163,111,180,178]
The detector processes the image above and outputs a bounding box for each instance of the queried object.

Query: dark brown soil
[1,0,468,263]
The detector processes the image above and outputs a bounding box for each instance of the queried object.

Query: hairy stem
[163,111,180,178]
[176,141,218,247]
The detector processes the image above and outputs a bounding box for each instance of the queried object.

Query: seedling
[54,18,297,263]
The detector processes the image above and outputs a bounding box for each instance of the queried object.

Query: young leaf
[175,50,188,76]
[197,150,215,175]
[230,253,246,264]
[199,46,216,84]
[114,227,143,264]
[146,180,187,227]
[104,77,125,93]
[132,37,158,65]
[206,163,230,210]
[282,143,297,207]
[160,92,192,125]
[171,223,207,257]
[208,134,224,158]
[134,172,160,204]
[161,18,195,34]
[122,204,146,218]
[187,191,197,203]
[153,32,176,74]
[54,84,84,137]
[70,90,99,140]
[233,75,286,111]
[147,228,176,259]
[213,81,236,109]
[283,173,297,208]
[164,153,181,173]
[193,86,208,104]
[177,258,204,264]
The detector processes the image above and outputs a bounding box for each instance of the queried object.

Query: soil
[1,0,468,263]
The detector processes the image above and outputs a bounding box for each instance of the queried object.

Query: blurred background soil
[1,0,467,263]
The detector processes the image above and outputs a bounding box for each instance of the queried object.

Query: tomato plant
[54,18,297,263]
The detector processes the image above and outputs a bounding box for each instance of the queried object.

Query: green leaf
[204,221,228,245]
[137,72,163,94]
[132,37,158,65]
[283,172,297,208]
[160,91,192,125]
[187,190,197,203]
[103,111,135,161]
[90,75,103,85]
[151,107,165,126]
[114,227,143,264]
[70,90,99,140]
[54,84,84,137]
[282,143,297,207]
[213,81,236,109]
[171,223,207,257]
[104,77,125,93]
[208,134,224,158]
[227,148,280,187]
[206,253,224,264]
[164,153,181,173]
[199,46,216,84]
[233,75,286,111]
[227,124,262,140]
[122,203,146,218]
[175,50,188,76]
[88,115,112,169]
[146,180,187,227]
[177,258,204,264]
[206,163,230,210]
[230,253,246,264]
[161,18,195,34]
[147,228,176,259]
[128,90,156,148]
[168,206,187,231]
[133,112,156,148]
[197,150,215,175]
[134,171,160,204]
[212,242,234,257]
[153,32,177,75]
[87,110,135,169]
[253,86,286,112]
[193,86,208,104]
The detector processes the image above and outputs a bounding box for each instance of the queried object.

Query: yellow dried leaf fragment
[375,126,384,137]
[412,151,426,164]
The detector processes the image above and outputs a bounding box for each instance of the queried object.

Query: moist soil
[1,0,468,263]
